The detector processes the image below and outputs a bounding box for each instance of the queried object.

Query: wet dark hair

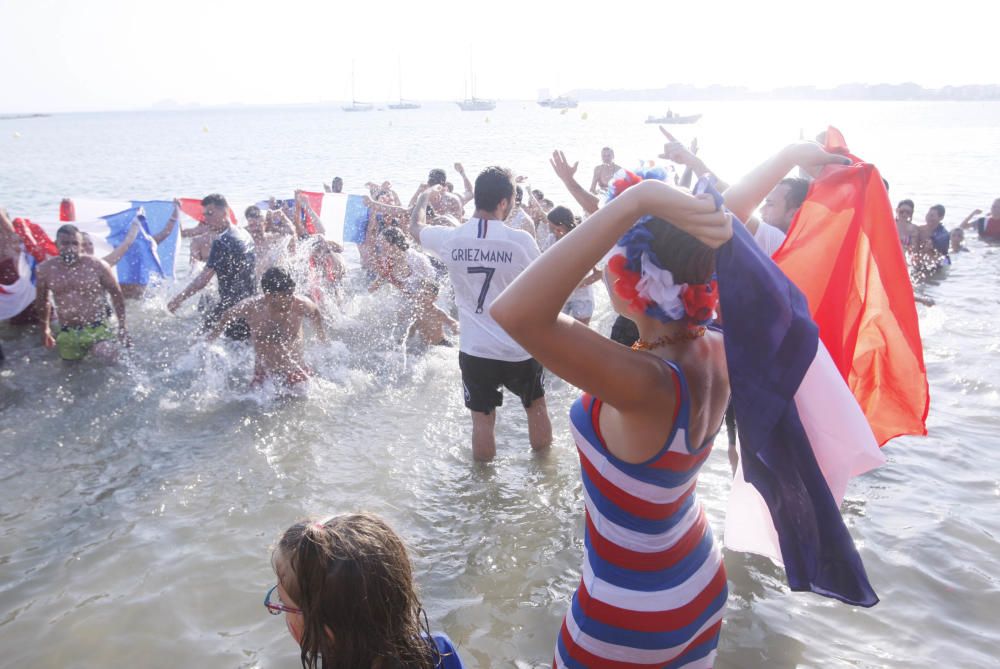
[930,204,946,219]
[56,224,81,237]
[897,199,914,211]
[427,169,447,186]
[261,266,296,294]
[779,178,809,212]
[273,513,438,669]
[201,193,228,209]
[474,166,514,212]
[546,205,576,230]
[245,205,262,220]
[380,226,409,251]
[641,217,715,285]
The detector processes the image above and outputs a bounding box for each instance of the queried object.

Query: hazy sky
[2,0,997,113]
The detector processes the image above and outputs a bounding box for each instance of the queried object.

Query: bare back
[242,295,314,376]
[598,331,730,464]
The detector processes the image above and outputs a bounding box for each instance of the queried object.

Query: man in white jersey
[410,167,552,462]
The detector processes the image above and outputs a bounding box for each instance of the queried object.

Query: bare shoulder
[36,257,58,278]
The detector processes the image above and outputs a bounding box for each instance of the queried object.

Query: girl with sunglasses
[267,513,465,669]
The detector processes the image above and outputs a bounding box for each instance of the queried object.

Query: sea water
[1,101,999,668]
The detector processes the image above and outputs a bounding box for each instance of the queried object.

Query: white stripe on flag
[724,342,885,563]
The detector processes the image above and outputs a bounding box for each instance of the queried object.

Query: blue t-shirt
[431,633,465,669]
[929,224,950,257]
[206,226,256,309]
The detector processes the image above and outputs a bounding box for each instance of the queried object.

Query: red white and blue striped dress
[555,360,727,669]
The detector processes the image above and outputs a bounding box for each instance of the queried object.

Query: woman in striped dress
[491,144,848,667]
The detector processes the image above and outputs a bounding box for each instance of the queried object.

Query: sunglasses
[264,584,302,615]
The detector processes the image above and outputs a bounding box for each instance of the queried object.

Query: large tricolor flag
[773,128,928,445]
[60,198,180,281]
[718,217,884,607]
[294,191,370,244]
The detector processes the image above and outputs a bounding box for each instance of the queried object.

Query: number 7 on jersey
[467,266,496,314]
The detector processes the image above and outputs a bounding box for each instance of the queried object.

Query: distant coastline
[0,113,50,120]
[568,83,1000,102]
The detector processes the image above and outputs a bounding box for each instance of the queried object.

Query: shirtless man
[207,267,326,389]
[589,146,621,194]
[35,224,130,362]
[410,168,465,220]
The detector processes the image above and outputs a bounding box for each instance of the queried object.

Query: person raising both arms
[491,139,848,668]
[409,169,552,462]
[207,267,326,391]
[35,224,130,363]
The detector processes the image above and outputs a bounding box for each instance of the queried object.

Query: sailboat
[456,60,495,111]
[388,57,420,110]
[343,61,373,112]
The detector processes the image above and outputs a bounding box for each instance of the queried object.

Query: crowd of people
[2,129,998,668]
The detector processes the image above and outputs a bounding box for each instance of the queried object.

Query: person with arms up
[491,139,849,668]
[410,168,552,462]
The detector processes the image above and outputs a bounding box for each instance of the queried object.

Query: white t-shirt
[420,217,540,361]
[753,220,786,257]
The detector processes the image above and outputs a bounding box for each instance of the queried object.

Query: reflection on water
[2,102,1000,668]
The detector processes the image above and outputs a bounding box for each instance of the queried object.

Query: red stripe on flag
[772,127,928,445]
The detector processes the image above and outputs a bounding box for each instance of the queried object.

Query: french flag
[295,191,370,243]
[717,217,885,607]
[56,198,179,282]
[0,218,58,319]
[773,128,928,445]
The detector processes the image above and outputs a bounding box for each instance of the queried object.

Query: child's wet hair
[272,513,439,669]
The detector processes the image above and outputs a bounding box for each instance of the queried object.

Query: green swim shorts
[56,321,115,361]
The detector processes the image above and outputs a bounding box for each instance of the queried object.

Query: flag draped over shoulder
[717,218,883,607]
[773,128,928,444]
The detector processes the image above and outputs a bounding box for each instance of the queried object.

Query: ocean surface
[1,101,998,668]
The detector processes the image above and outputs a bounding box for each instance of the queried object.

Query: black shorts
[458,352,545,414]
[609,315,639,347]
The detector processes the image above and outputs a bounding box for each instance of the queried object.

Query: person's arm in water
[34,264,56,348]
[102,219,142,266]
[659,128,730,192]
[722,142,851,224]
[491,179,730,411]
[167,265,215,313]
[97,258,130,347]
[552,150,600,215]
[205,300,252,341]
[152,201,182,244]
[454,163,475,204]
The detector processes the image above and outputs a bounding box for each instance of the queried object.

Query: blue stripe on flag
[343,195,369,244]
[131,200,178,278]
[102,207,164,286]
[715,219,877,607]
